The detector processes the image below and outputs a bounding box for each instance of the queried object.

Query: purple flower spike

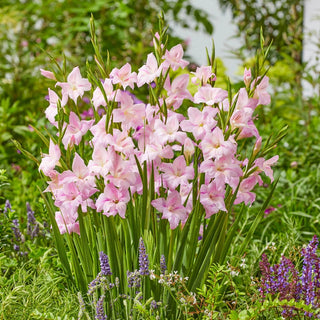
[4,200,13,214]
[99,251,112,276]
[160,254,167,275]
[26,202,39,239]
[12,219,22,242]
[259,236,320,318]
[139,238,149,276]
[127,270,141,288]
[95,295,107,320]
[300,235,318,310]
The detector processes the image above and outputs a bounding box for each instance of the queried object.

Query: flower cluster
[1,200,44,257]
[139,238,149,276]
[84,245,198,319]
[259,236,320,318]
[88,251,114,295]
[39,36,278,234]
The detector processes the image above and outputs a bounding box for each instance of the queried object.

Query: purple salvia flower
[26,202,39,239]
[259,253,271,296]
[95,295,107,320]
[127,270,141,288]
[150,300,158,309]
[160,254,167,275]
[139,238,149,276]
[300,235,318,317]
[259,236,320,318]
[12,219,22,242]
[88,277,99,295]
[4,199,13,214]
[301,236,318,305]
[99,251,112,276]
[26,202,36,225]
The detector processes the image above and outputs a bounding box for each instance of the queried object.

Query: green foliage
[0,257,79,320]
[0,169,9,192]
[228,296,319,320]
[219,0,303,65]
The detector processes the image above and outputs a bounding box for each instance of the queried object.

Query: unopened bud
[253,136,262,156]
[244,67,251,88]
[183,137,195,162]
[40,69,56,80]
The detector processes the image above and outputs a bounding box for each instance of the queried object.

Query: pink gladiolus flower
[162,44,189,71]
[60,153,97,193]
[90,115,108,145]
[113,91,145,130]
[230,108,254,130]
[39,139,61,177]
[45,89,64,126]
[252,76,270,106]
[164,74,193,110]
[154,114,186,145]
[234,175,261,206]
[199,128,236,160]
[56,66,91,104]
[54,182,83,211]
[234,88,258,112]
[200,156,243,190]
[160,155,194,189]
[88,144,111,177]
[110,63,137,90]
[105,129,134,157]
[55,208,80,235]
[200,181,226,218]
[180,106,218,141]
[229,89,260,139]
[92,78,114,110]
[104,147,138,188]
[151,190,188,229]
[62,112,94,149]
[137,53,162,87]
[254,155,279,182]
[96,183,130,218]
[191,66,216,85]
[141,142,174,163]
[55,178,96,213]
[194,87,228,105]
[40,69,56,80]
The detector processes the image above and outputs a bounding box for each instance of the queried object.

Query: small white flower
[230,270,239,277]
[240,258,247,269]
[149,269,156,280]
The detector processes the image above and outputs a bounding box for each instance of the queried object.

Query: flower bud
[183,137,195,163]
[253,136,262,157]
[40,69,56,80]
[244,67,251,88]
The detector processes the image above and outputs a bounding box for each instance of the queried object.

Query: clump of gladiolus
[39,34,278,236]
